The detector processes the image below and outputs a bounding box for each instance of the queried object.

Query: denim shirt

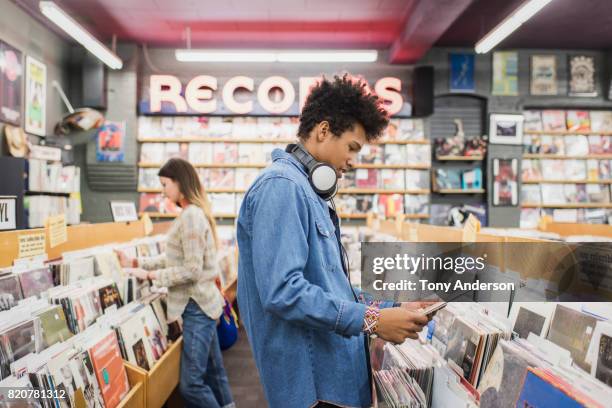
[237,148,387,408]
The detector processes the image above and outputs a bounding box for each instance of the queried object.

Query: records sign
[530,55,557,96]
[569,55,597,97]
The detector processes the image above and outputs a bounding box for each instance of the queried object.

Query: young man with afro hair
[236,75,432,408]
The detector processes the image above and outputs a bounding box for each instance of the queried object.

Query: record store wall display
[530,55,557,96]
[569,55,597,97]
[0,40,23,126]
[24,55,46,136]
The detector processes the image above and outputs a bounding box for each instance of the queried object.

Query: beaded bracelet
[363,306,381,335]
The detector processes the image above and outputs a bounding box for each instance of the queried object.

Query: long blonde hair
[158,158,219,248]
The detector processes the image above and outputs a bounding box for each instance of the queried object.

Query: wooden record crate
[124,337,183,408]
[117,362,147,408]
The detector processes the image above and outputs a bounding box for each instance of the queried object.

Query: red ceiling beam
[389,0,474,64]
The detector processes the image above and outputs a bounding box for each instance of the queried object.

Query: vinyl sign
[141,74,409,116]
[0,196,17,231]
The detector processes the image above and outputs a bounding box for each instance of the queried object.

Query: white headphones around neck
[285,143,338,201]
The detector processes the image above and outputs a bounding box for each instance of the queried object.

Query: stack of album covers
[97,295,168,372]
[430,303,512,386]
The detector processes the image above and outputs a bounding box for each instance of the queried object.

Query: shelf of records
[520,183,612,206]
[27,159,81,195]
[25,194,81,228]
[137,115,427,143]
[139,167,432,193]
[370,302,612,407]
[521,207,612,228]
[139,191,431,220]
[523,109,612,135]
[522,158,612,183]
[0,235,211,408]
[138,142,431,171]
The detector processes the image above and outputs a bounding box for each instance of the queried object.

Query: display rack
[137,116,433,223]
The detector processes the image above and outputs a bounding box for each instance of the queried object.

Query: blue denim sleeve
[353,287,396,309]
[248,176,366,337]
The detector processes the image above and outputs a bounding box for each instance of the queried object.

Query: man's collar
[271,148,309,177]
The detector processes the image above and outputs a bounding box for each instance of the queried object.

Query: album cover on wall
[355,169,379,189]
[520,185,541,204]
[523,110,543,132]
[493,158,518,206]
[139,143,165,163]
[405,170,430,190]
[590,111,612,132]
[188,143,213,164]
[564,160,587,181]
[530,55,557,96]
[357,145,383,164]
[492,51,518,96]
[208,169,235,189]
[450,53,475,93]
[382,144,406,165]
[541,110,566,132]
[569,55,597,97]
[563,135,589,156]
[380,169,405,189]
[566,110,591,131]
[404,195,429,215]
[0,40,23,125]
[521,159,541,181]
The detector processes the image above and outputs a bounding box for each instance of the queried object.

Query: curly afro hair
[298,74,389,142]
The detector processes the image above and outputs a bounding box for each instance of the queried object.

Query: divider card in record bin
[0,196,16,231]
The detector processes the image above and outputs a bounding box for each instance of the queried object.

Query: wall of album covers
[420,47,612,227]
[0,1,72,148]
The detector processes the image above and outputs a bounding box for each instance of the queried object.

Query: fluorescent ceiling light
[175,49,378,63]
[475,0,554,54]
[39,1,123,69]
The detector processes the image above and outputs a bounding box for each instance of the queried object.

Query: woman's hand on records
[376,307,429,344]
[125,267,151,281]
[115,250,137,268]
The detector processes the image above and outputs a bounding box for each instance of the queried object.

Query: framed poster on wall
[493,158,518,207]
[569,55,597,97]
[0,41,23,125]
[489,113,524,145]
[449,53,475,93]
[492,51,518,96]
[24,55,46,136]
[530,55,557,96]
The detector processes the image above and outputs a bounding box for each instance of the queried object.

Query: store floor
[222,325,268,407]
